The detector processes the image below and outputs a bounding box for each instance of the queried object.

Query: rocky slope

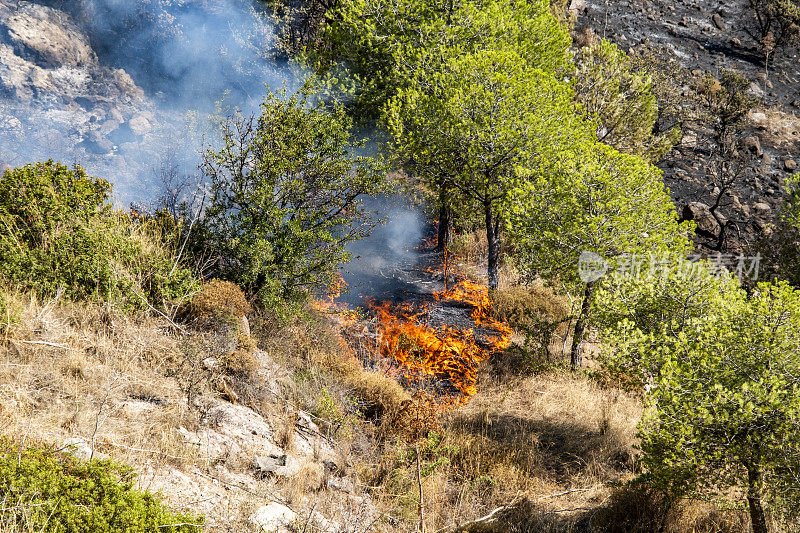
[0,0,283,202]
[0,1,169,200]
[575,0,800,254]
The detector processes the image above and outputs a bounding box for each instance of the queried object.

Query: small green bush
[0,161,199,311]
[0,439,203,532]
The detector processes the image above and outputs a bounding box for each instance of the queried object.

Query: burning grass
[359,274,513,402]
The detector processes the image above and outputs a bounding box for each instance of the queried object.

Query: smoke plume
[0,0,295,202]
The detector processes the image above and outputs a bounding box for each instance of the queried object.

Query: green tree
[638,281,800,533]
[505,142,693,367]
[385,47,581,289]
[758,173,800,286]
[313,0,574,249]
[595,259,745,389]
[200,90,385,306]
[310,0,570,119]
[573,39,680,162]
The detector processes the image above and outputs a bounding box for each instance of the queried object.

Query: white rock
[250,503,297,532]
[1,3,97,68]
[61,437,106,460]
[252,453,302,478]
[569,0,587,14]
[128,115,151,136]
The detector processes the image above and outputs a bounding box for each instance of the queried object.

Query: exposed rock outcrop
[578,0,800,255]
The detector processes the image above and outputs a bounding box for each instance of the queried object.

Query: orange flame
[312,273,349,312]
[366,275,512,401]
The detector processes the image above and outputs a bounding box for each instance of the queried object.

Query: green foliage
[505,140,692,366]
[200,89,385,307]
[384,431,457,519]
[759,173,800,286]
[261,0,332,58]
[311,0,570,119]
[506,142,692,293]
[0,439,202,532]
[700,70,755,127]
[595,260,745,390]
[0,161,199,311]
[637,281,800,526]
[386,44,582,287]
[573,39,680,162]
[0,160,111,238]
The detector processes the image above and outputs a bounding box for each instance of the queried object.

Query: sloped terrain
[577,0,800,253]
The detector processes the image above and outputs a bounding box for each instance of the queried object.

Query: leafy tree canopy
[385,46,582,288]
[573,39,681,162]
[200,89,386,306]
[505,141,693,366]
[637,281,800,532]
[310,0,570,119]
[506,142,692,291]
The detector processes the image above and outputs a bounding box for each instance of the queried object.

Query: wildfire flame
[312,272,349,312]
[367,276,512,400]
[317,245,512,402]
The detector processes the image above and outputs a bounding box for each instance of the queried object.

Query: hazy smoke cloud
[53,0,290,109]
[0,0,296,202]
[0,0,427,298]
[338,195,428,306]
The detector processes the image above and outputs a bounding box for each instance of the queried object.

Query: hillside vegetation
[2,0,800,532]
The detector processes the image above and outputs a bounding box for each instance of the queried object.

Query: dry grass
[450,229,488,266]
[437,372,641,528]
[254,312,412,432]
[593,481,754,533]
[0,287,768,533]
[0,292,199,464]
[0,291,393,532]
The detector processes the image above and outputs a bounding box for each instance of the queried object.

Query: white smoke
[0,0,298,202]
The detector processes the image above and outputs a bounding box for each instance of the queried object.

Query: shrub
[0,161,199,312]
[219,333,259,377]
[189,279,251,328]
[0,438,203,532]
[490,284,570,326]
[199,90,385,307]
[490,284,572,371]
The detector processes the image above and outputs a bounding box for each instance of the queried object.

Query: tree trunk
[436,185,453,253]
[747,463,769,533]
[569,281,595,369]
[484,200,500,290]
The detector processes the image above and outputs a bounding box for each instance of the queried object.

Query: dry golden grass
[0,287,770,533]
[0,292,198,463]
[254,312,412,432]
[436,372,641,528]
[0,291,374,532]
